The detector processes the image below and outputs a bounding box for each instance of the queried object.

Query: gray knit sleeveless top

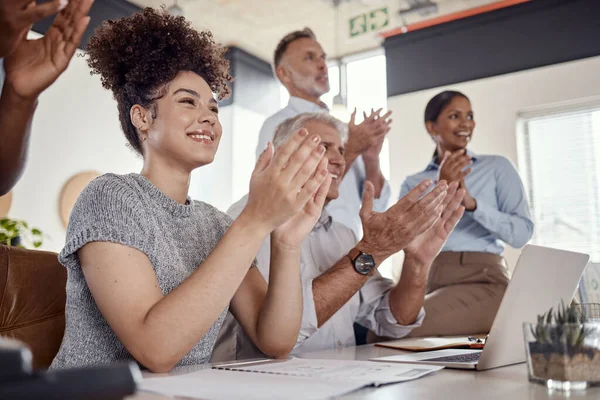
[50,173,234,370]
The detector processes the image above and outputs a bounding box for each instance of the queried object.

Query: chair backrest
[578,262,600,303]
[0,245,67,369]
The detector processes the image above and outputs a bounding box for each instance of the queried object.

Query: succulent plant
[530,301,595,355]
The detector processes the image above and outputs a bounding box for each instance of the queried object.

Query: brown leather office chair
[0,245,67,369]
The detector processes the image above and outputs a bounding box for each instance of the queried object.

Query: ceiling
[128,0,503,63]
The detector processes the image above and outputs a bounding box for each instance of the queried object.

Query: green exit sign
[349,7,390,38]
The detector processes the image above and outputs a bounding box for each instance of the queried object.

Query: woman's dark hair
[425,91,470,158]
[424,90,469,124]
[86,8,232,155]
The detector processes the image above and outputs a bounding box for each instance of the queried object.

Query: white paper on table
[217,358,443,387]
[140,358,443,400]
[140,368,365,400]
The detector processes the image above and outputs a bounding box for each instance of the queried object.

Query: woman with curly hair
[50,8,331,372]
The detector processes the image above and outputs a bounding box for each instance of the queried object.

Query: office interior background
[2,0,599,282]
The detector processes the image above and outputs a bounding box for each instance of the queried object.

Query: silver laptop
[372,245,590,370]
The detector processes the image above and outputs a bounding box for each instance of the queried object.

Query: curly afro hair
[86,8,232,154]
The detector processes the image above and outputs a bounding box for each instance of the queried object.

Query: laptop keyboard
[423,352,481,363]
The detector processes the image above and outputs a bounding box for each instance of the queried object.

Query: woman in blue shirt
[401,90,534,336]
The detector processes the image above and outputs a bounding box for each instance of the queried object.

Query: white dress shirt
[213,195,424,358]
[255,96,391,238]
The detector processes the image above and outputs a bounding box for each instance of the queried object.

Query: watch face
[355,253,376,275]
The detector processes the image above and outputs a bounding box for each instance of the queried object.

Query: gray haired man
[213,112,465,360]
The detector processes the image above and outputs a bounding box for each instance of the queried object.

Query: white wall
[387,56,600,274]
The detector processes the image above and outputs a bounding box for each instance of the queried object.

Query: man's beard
[289,68,330,98]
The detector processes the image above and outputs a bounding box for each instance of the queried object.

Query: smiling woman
[394,90,535,338]
[129,72,223,171]
[49,8,332,372]
[85,9,230,161]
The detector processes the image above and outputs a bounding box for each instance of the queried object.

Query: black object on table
[0,337,141,400]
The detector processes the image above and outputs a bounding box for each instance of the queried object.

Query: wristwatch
[346,248,376,276]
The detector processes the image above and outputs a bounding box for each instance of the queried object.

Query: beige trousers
[405,251,510,337]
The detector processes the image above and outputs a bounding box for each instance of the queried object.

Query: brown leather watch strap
[346,247,361,263]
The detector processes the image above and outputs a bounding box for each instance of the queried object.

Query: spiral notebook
[141,357,443,400]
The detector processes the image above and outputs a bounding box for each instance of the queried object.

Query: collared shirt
[256,96,391,238]
[220,195,423,356]
[400,151,534,254]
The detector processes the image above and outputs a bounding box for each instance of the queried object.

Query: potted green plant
[524,302,600,390]
[0,217,43,248]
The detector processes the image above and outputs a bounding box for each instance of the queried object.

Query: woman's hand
[459,179,477,211]
[439,150,477,211]
[272,158,331,250]
[438,149,472,184]
[243,128,328,233]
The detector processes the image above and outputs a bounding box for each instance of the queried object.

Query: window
[517,102,600,262]
[345,53,390,181]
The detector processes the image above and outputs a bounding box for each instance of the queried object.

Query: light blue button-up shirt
[400,151,534,254]
[256,96,391,238]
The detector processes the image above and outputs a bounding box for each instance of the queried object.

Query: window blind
[519,106,600,262]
